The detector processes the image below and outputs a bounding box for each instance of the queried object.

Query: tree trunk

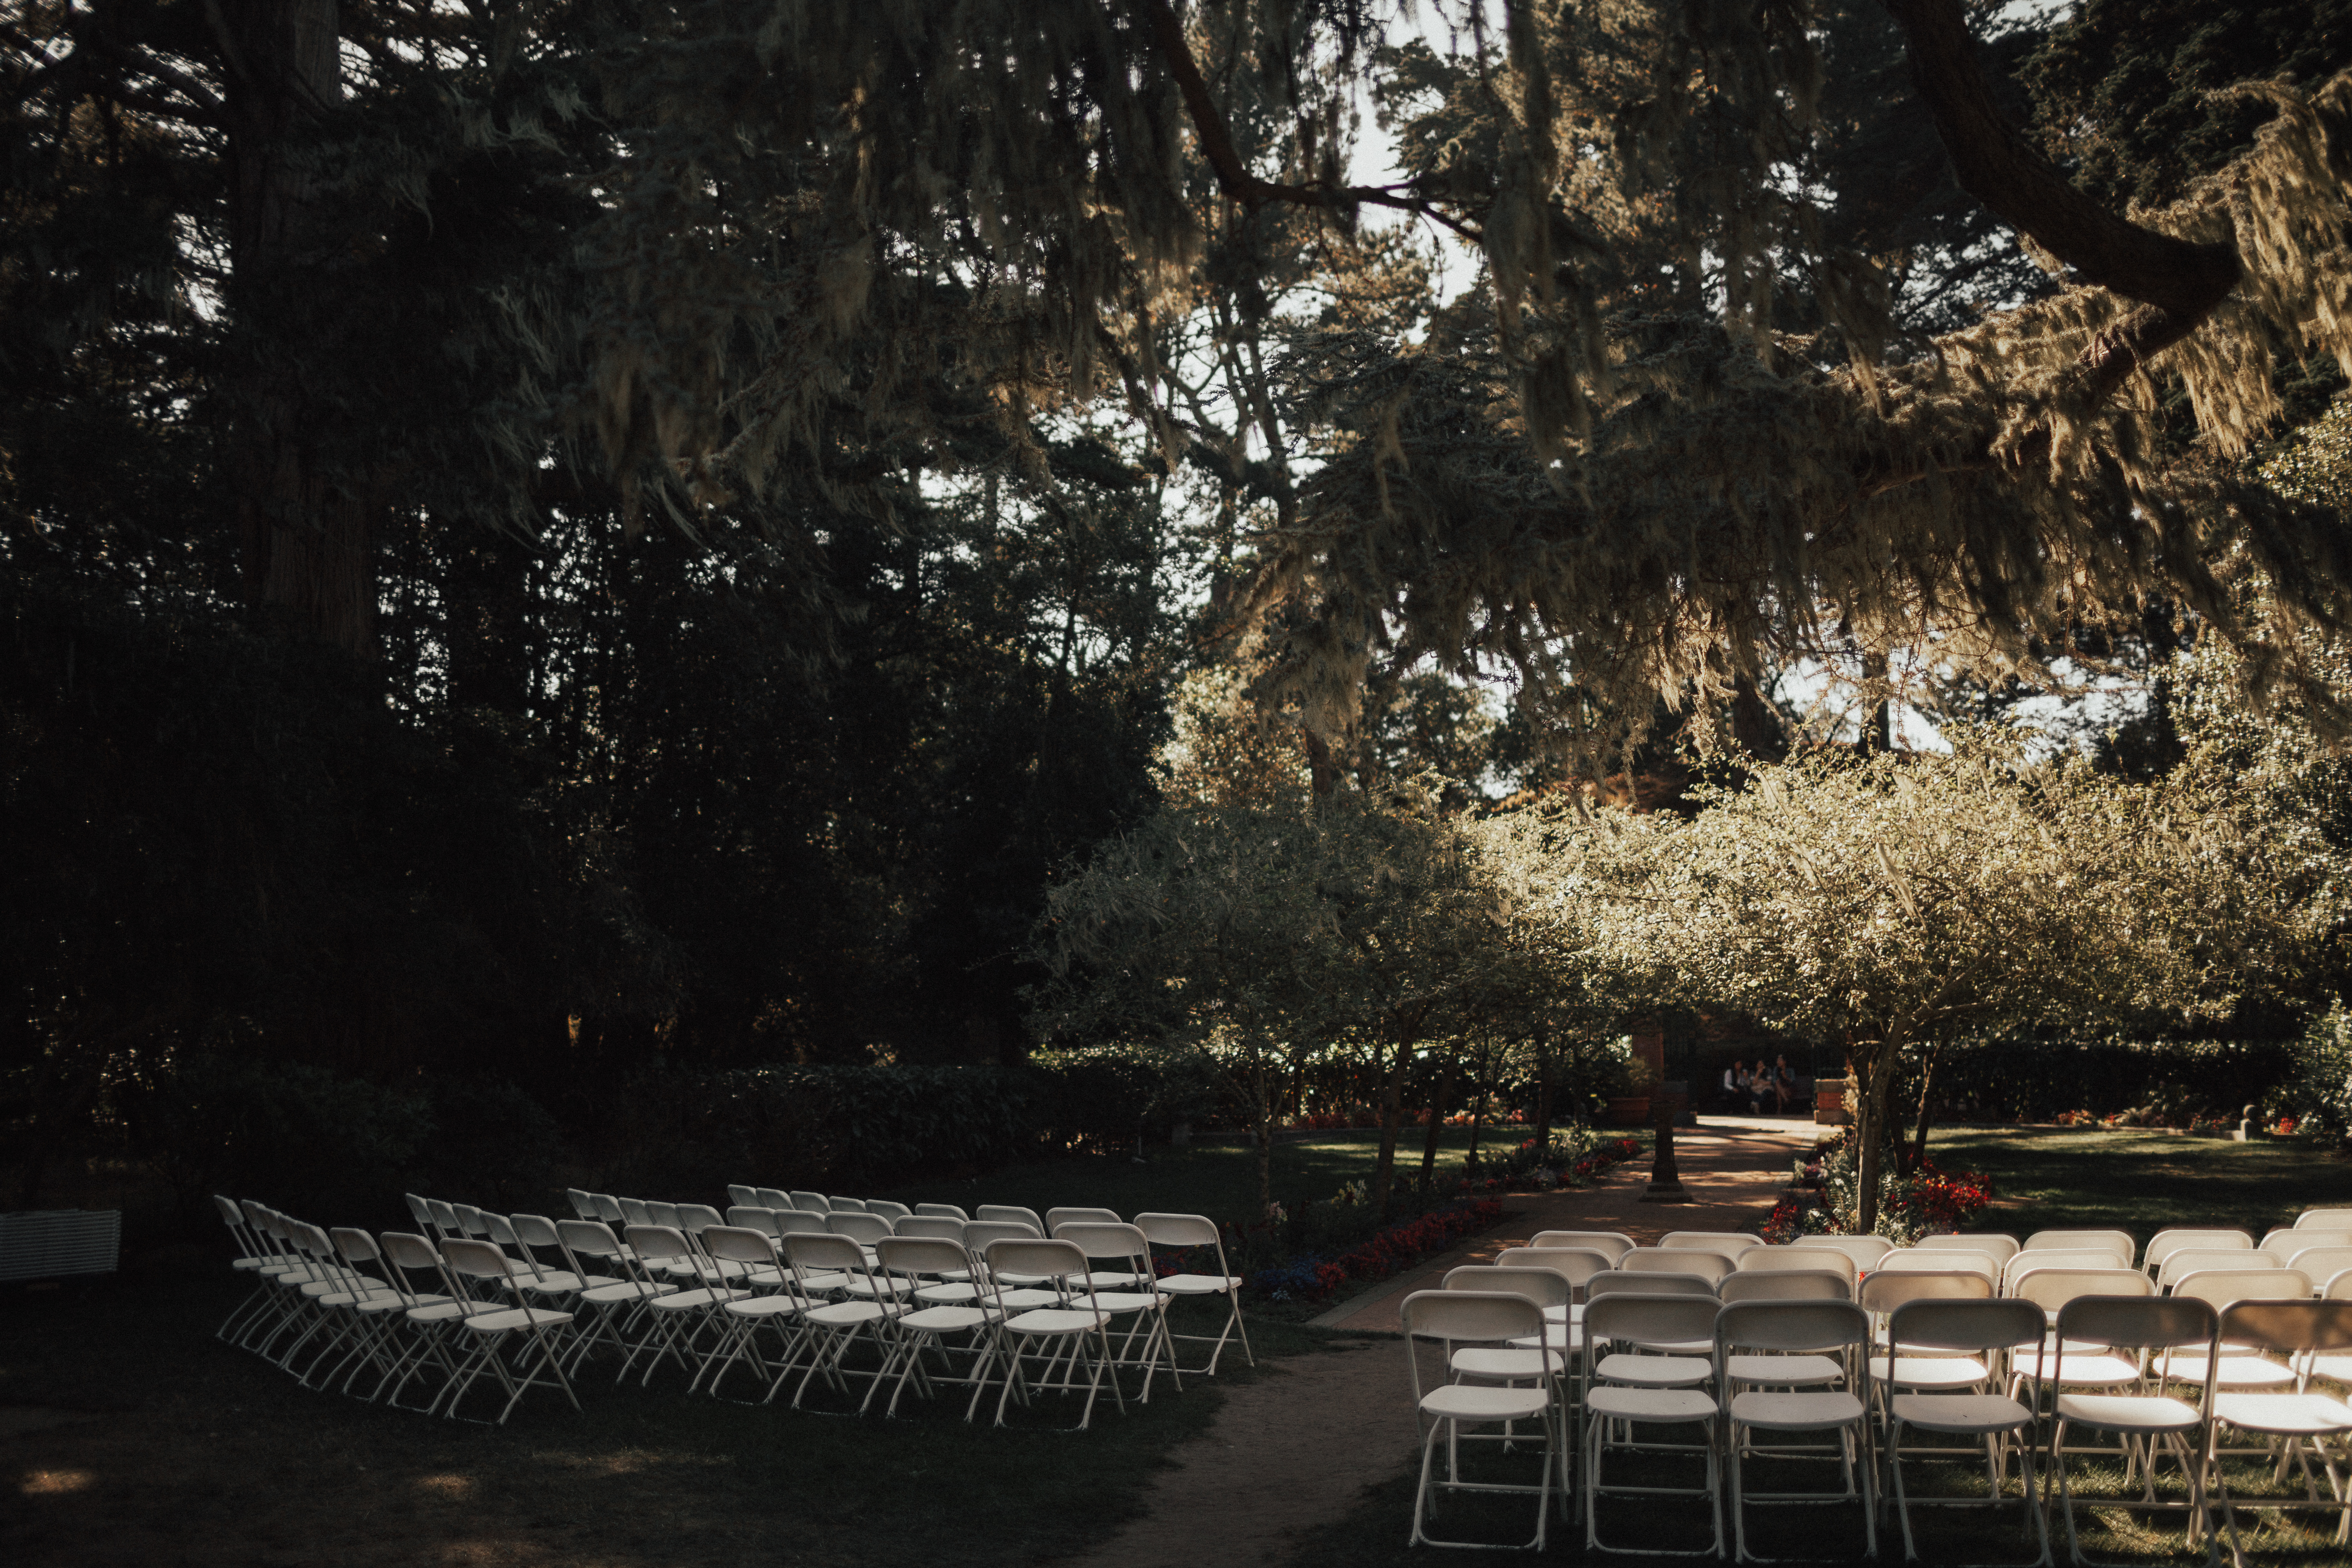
[1902,1041,1945,1179]
[217,0,379,655]
[1417,1054,1455,1195]
[1531,1030,1555,1153]
[1852,1048,1900,1234]
[1369,1033,1411,1217]
[1254,1114,1274,1220]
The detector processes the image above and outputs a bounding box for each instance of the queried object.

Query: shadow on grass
[0,1273,1341,1568]
[1930,1128,2352,1244]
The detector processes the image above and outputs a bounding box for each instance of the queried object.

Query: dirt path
[1058,1119,1816,1567]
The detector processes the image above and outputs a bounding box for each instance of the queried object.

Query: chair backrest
[2145,1229,2254,1270]
[1789,1235,1894,1269]
[1719,1270,1851,1304]
[773,1209,830,1235]
[1916,1233,2020,1264]
[2012,1267,2153,1315]
[2157,1250,2279,1290]
[1621,1248,1734,1284]
[701,1225,779,1267]
[1660,1231,1760,1257]
[1442,1264,1569,1310]
[2280,1246,2352,1283]
[1134,1212,1219,1248]
[380,1230,444,1274]
[1587,1269,1716,1300]
[2005,1249,2129,1291]
[591,1194,626,1225]
[914,1202,970,1220]
[564,1189,598,1221]
[616,1196,651,1225]
[622,1223,696,1266]
[674,1203,726,1233]
[646,1200,683,1229]
[400,1193,433,1232]
[2168,1267,2311,1310]
[789,1191,831,1213]
[1046,1206,1122,1230]
[453,1204,491,1239]
[983,1236,1089,1287]
[782,1231,868,1274]
[726,1184,756,1207]
[827,1212,892,1244]
[864,1200,912,1221]
[426,1198,463,1236]
[2295,1208,2352,1230]
[1717,1297,1870,1355]
[558,1219,627,1263]
[895,1215,967,1243]
[962,1220,1042,1254]
[2055,1293,2215,1354]
[1400,1288,1545,1344]
[479,1211,525,1249]
[1585,1291,1722,1349]
[1056,1221,1151,1265]
[1857,1270,1993,1314]
[442,1237,521,1283]
[2219,1298,2352,1355]
[876,1235,973,1279]
[1528,1230,1633,1261]
[2328,1269,2352,1301]
[754,1188,793,1210]
[1738,1246,1857,1284]
[1878,1248,1996,1282]
[829,1198,870,1214]
[729,1207,784,1239]
[2023,1229,2135,1264]
[510,1213,564,1251]
[1887,1297,2044,1357]
[977,1204,1046,1230]
[1492,1247,1612,1291]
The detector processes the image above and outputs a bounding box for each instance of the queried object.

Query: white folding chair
[872,1234,1003,1417]
[1880,1248,1998,1285]
[1882,1298,2051,1566]
[1919,1233,2022,1266]
[1136,1211,1254,1375]
[2024,1230,2135,1267]
[2270,1243,2352,1284]
[978,1237,1126,1430]
[2006,1251,2132,1294]
[2048,1295,2218,1565]
[1742,1246,1860,1289]
[552,1219,675,1377]
[1495,1246,1612,1328]
[1046,1205,1122,1230]
[977,1203,1046,1231]
[753,1187,793,1211]
[2293,1209,2352,1230]
[1531,1229,1635,1262]
[1055,1222,1179,1401]
[620,1223,748,1386]
[779,1231,905,1410]
[788,1190,831,1213]
[428,1238,582,1424]
[914,1202,970,1220]
[1578,1292,1723,1556]
[725,1184,757,1207]
[1622,1248,1736,1286]
[1718,1298,1877,1562]
[1662,1231,1763,1260]
[2145,1229,2254,1279]
[2208,1300,2352,1561]
[2158,1251,2279,1293]
[699,1225,813,1401]
[2160,1270,2313,1395]
[1790,1235,1895,1271]
[1402,1289,1564,1551]
[1720,1271,1850,1305]
[865,1200,912,1221]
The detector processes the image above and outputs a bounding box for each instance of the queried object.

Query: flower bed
[1241,1196,1506,1302]
[1764,1135,1993,1245]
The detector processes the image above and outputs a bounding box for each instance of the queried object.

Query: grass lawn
[1927,1126,2352,1243]
[0,1268,1338,1567]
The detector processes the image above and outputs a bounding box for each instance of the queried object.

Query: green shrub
[129,1054,432,1218]
[1911,1036,2298,1124]
[2278,1004,2352,1142]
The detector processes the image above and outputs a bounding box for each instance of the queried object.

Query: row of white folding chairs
[1423,1257,2352,1558]
[211,1195,581,1424]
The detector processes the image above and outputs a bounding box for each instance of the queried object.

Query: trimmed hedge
[1913,1036,2298,1125]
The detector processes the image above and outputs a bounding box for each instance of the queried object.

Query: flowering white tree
[1556,743,2343,1230]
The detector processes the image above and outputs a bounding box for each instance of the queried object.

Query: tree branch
[1129,0,1484,243]
[1882,0,2239,403]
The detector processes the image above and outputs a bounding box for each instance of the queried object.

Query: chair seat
[518,1271,615,1294]
[792,1271,851,1295]
[1423,1383,1553,1422]
[1729,1390,1865,1429]
[916,1282,982,1304]
[405,1300,507,1324]
[2159,1356,2294,1388]
[1870,1354,1990,1390]
[900,1304,997,1333]
[580,1280,675,1304]
[805,1299,894,1327]
[995,1288,1064,1310]
[318,1287,405,1309]
[1077,1271,1141,1289]
[2311,1353,2352,1383]
[1508,1325,1584,1353]
[1596,1351,1711,1387]
[1452,1347,1565,1382]
[2022,1351,2142,1385]
[722,1294,805,1320]
[1588,1385,1718,1423]
[1730,1354,1846,1385]
[650,1287,748,1310]
[1156,1272,1241,1295]
[1890,1392,2033,1434]
[2055,1392,2202,1433]
[459,1306,573,1333]
[1088,1291,1163,1313]
[2213,1392,2352,1436]
[838,1277,915,1299]
[1005,1307,1107,1335]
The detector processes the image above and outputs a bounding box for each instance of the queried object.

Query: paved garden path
[1060,1118,1817,1568]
